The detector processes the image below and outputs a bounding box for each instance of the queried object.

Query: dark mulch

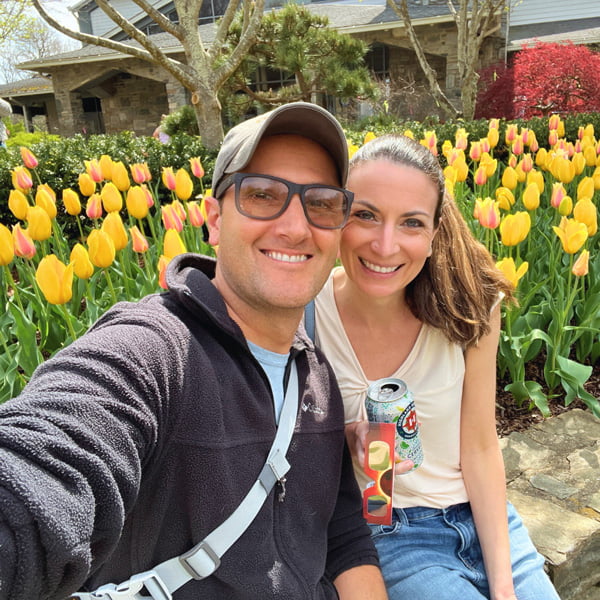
[495,356,599,437]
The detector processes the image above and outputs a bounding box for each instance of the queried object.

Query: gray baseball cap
[212,102,348,197]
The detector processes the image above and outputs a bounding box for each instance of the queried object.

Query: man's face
[206,134,342,319]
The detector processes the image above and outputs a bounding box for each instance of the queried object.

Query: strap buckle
[71,571,171,600]
[178,541,221,580]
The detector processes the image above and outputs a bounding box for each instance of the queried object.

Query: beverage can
[365,378,423,470]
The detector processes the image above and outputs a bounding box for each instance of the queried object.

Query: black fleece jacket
[0,254,378,600]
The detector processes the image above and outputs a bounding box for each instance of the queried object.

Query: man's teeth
[361,258,398,273]
[266,251,308,263]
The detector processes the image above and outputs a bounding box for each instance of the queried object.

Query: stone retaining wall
[500,408,600,600]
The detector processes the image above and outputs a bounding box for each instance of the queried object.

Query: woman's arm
[460,304,517,600]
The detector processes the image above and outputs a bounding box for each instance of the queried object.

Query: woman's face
[340,159,439,299]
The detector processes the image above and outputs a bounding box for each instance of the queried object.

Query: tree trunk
[191,91,224,150]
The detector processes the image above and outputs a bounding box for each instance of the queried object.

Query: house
[0,0,598,136]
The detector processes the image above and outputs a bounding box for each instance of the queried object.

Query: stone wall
[500,409,600,600]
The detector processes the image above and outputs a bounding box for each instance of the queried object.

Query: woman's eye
[404,218,424,228]
[352,210,376,221]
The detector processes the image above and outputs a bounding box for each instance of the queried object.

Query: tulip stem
[60,303,78,341]
[3,265,25,314]
[104,269,118,304]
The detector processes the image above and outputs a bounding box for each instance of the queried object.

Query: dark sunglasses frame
[215,172,354,230]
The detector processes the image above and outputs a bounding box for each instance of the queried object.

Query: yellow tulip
[535,147,548,169]
[576,177,595,201]
[189,157,204,179]
[505,124,518,144]
[12,224,36,259]
[556,157,575,184]
[496,257,528,289]
[474,165,487,186]
[101,212,128,251]
[8,189,30,221]
[130,163,149,184]
[26,206,52,241]
[78,172,96,197]
[593,166,600,190]
[175,168,194,201]
[62,188,82,216]
[87,229,116,268]
[187,201,204,228]
[11,166,33,192]
[421,130,437,156]
[526,170,544,195]
[35,187,57,220]
[572,152,586,175]
[85,159,104,183]
[501,166,518,190]
[480,153,497,177]
[86,193,103,220]
[111,160,131,192]
[126,186,149,220]
[99,154,113,181]
[469,141,482,162]
[35,255,73,305]
[573,197,598,236]
[158,255,171,290]
[20,146,38,169]
[454,128,469,150]
[521,183,540,211]
[0,223,14,266]
[130,225,149,253]
[583,145,596,168]
[441,140,453,158]
[558,196,573,217]
[363,131,377,145]
[486,127,499,149]
[347,142,359,158]
[163,229,186,259]
[444,165,457,186]
[495,187,515,211]
[474,197,500,229]
[101,181,123,213]
[500,211,531,246]
[453,157,469,182]
[549,114,561,131]
[514,162,526,183]
[70,243,94,279]
[572,250,590,277]
[162,167,177,191]
[553,217,589,254]
[550,182,566,209]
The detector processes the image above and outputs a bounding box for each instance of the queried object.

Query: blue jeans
[369,502,560,600]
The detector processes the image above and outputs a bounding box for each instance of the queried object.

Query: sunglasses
[215,172,353,230]
[362,422,396,525]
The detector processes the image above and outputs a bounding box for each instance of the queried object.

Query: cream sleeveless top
[315,268,469,509]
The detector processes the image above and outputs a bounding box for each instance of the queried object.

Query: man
[0,102,387,600]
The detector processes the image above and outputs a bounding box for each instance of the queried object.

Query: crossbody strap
[71,361,299,600]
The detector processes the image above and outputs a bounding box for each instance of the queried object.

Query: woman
[313,134,559,600]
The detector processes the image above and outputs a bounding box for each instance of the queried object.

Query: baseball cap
[212,102,348,197]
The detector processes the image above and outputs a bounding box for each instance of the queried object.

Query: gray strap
[71,361,299,600]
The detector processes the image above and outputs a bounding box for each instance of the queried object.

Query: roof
[18,0,454,72]
[0,77,54,98]
[507,17,600,51]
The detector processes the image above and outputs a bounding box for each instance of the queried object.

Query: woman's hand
[345,420,414,476]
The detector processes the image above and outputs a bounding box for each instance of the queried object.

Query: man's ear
[204,196,222,246]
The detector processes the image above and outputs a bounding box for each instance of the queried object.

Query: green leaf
[7,303,43,377]
[505,381,550,416]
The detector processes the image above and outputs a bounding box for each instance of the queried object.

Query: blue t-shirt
[247,341,290,424]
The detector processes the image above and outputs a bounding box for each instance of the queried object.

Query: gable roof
[18,1,453,73]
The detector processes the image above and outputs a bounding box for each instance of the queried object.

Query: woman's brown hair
[349,133,514,347]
